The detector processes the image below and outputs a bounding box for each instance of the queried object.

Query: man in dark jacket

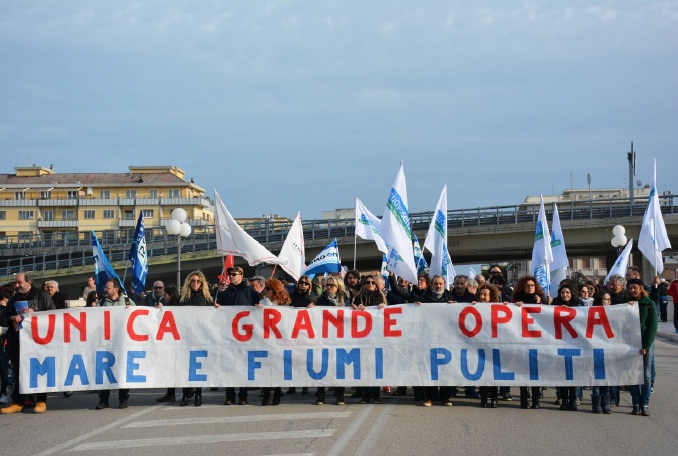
[449,275,476,303]
[1,272,55,414]
[214,266,260,405]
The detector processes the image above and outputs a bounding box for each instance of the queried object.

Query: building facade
[0,165,214,241]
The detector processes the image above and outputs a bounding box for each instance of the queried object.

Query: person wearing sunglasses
[214,266,260,406]
[286,275,315,396]
[177,270,213,407]
[352,275,387,404]
[313,276,347,405]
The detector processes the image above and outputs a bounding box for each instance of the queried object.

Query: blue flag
[128,212,148,295]
[91,231,124,295]
[413,234,428,275]
[304,239,341,276]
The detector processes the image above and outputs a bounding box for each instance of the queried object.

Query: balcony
[160,197,212,208]
[118,219,137,228]
[0,199,36,207]
[37,198,79,207]
[160,218,210,227]
[38,220,79,229]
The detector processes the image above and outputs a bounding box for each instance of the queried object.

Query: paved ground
[2,330,677,456]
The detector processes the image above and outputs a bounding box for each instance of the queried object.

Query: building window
[0,211,6,220]
[168,189,180,198]
[84,210,96,219]
[142,209,154,218]
[43,210,54,221]
[149,189,157,198]
[41,190,51,199]
[18,210,34,220]
[62,210,75,220]
[100,190,111,199]
[126,190,137,199]
[103,210,115,219]
[124,210,135,220]
[15,191,25,200]
[67,190,78,199]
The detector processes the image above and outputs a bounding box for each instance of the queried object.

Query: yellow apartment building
[0,164,214,242]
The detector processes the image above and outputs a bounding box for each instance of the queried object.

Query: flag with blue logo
[549,204,568,297]
[304,239,342,276]
[380,254,390,290]
[355,198,388,254]
[128,212,148,295]
[604,238,634,284]
[380,162,418,283]
[423,185,448,279]
[638,159,672,274]
[413,235,428,275]
[91,231,124,295]
[530,196,553,293]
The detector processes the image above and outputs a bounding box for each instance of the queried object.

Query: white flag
[380,163,418,283]
[355,198,388,254]
[423,185,448,279]
[214,190,284,266]
[444,248,457,287]
[530,195,554,292]
[469,267,477,279]
[278,212,305,281]
[605,239,634,284]
[549,204,569,296]
[638,159,672,274]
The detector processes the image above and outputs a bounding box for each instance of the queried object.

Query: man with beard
[214,266,261,405]
[1,272,55,414]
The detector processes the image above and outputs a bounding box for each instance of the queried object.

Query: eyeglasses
[525,283,535,287]
[490,270,501,275]
[299,281,310,286]
[229,273,241,277]
[326,283,337,288]
[364,281,376,285]
[190,280,202,284]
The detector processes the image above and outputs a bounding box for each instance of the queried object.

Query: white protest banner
[21,304,642,393]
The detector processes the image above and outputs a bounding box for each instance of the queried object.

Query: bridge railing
[1,194,674,276]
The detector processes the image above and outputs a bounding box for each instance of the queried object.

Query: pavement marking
[128,411,353,427]
[69,429,336,451]
[354,404,395,456]
[325,405,374,456]
[34,406,162,456]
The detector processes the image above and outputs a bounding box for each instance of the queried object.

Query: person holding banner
[511,276,544,410]
[474,283,501,408]
[286,276,315,396]
[215,266,261,406]
[353,275,387,404]
[0,273,55,414]
[608,275,629,305]
[96,278,133,410]
[178,271,213,407]
[627,279,658,417]
[417,275,455,407]
[260,279,291,406]
[314,276,347,405]
[591,291,614,414]
[344,269,362,306]
[552,283,582,411]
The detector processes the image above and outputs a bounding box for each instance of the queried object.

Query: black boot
[194,388,202,407]
[272,388,281,405]
[591,394,602,414]
[261,389,270,406]
[520,387,529,409]
[567,388,578,411]
[531,387,540,409]
[559,388,569,410]
[180,395,189,407]
[601,394,612,414]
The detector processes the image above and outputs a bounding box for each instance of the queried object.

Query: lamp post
[165,208,192,287]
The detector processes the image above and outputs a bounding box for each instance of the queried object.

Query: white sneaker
[0,394,8,404]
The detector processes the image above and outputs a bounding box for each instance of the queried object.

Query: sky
[1,1,677,220]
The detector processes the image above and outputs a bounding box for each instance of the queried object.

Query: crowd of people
[0,263,672,416]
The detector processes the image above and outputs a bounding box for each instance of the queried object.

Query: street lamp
[165,208,192,287]
[611,224,627,255]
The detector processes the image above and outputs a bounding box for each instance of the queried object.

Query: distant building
[521,187,652,208]
[0,164,213,241]
[322,208,355,220]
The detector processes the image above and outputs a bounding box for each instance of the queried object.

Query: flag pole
[270,264,277,279]
[353,228,357,271]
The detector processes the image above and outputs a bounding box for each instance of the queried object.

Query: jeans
[592,386,609,396]
[630,344,654,406]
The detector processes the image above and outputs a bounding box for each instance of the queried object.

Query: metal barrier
[1,195,675,276]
